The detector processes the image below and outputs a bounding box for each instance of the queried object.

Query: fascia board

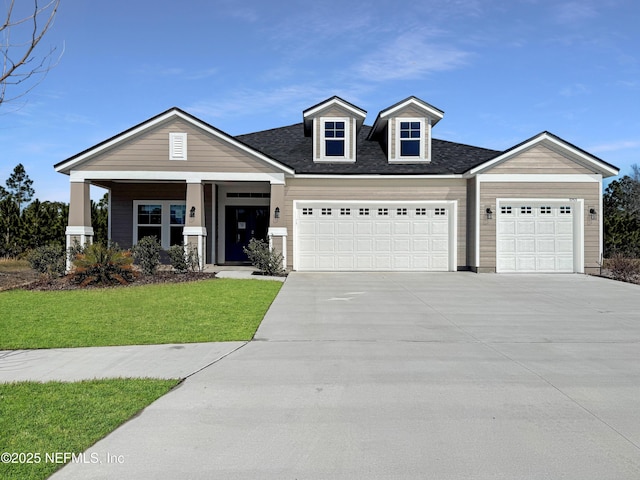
[378,98,444,122]
[303,98,367,119]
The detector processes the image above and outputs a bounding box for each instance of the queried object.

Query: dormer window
[324,121,345,156]
[399,121,422,157]
[395,118,426,161]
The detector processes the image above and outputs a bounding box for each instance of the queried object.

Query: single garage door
[295,202,455,271]
[496,201,576,273]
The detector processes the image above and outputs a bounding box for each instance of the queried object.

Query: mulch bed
[15,271,218,292]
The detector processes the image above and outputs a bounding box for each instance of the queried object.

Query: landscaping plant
[243,237,285,276]
[167,243,202,273]
[70,242,137,287]
[131,235,161,275]
[27,244,65,278]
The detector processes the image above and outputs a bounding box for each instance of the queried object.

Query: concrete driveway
[53,273,640,479]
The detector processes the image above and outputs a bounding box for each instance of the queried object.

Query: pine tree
[5,163,35,211]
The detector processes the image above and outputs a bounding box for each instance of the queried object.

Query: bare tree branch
[0,0,61,106]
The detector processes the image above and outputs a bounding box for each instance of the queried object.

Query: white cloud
[560,83,590,96]
[589,140,640,153]
[552,2,598,24]
[353,31,470,81]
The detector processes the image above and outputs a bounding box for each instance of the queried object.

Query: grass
[0,258,31,272]
[0,378,179,480]
[0,279,282,349]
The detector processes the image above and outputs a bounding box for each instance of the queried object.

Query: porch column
[267,182,287,270]
[65,180,94,271]
[184,180,207,269]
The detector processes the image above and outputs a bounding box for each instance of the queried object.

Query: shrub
[27,244,65,278]
[243,238,285,276]
[605,254,640,283]
[131,236,161,275]
[167,243,202,274]
[70,242,137,287]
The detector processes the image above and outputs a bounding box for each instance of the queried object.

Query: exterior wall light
[485,207,493,220]
[274,207,280,219]
[189,206,196,218]
[589,208,597,220]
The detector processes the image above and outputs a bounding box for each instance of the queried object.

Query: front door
[225,206,269,262]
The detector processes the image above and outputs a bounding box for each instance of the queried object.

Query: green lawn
[0,379,179,480]
[0,279,282,349]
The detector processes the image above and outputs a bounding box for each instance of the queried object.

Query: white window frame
[316,117,354,162]
[133,200,186,249]
[169,132,187,160]
[391,117,429,163]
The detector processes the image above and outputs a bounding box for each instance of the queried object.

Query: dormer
[303,96,367,163]
[368,97,444,163]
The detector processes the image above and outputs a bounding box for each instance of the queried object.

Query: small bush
[131,236,161,275]
[167,243,202,273]
[243,238,285,276]
[27,244,65,278]
[70,242,137,287]
[605,254,640,283]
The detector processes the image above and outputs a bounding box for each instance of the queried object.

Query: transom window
[399,121,421,156]
[134,201,185,249]
[324,121,345,157]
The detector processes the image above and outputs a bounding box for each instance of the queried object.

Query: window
[169,133,187,160]
[135,201,186,248]
[340,208,351,216]
[397,208,407,216]
[321,208,332,216]
[378,208,389,216]
[540,206,551,214]
[399,121,421,157]
[227,192,270,198]
[520,206,532,215]
[324,120,345,157]
[435,208,446,216]
[560,206,572,214]
[359,208,370,216]
[416,208,427,216]
[501,206,512,215]
[302,208,313,216]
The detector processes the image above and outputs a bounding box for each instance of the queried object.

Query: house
[54,96,619,273]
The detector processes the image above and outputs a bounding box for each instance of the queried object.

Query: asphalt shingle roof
[236,124,501,175]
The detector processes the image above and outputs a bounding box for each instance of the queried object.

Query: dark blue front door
[225,206,269,262]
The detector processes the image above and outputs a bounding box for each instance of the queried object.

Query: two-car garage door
[294,202,456,271]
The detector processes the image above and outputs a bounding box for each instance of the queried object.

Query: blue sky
[1,0,638,202]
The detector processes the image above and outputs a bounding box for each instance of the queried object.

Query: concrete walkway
[7,273,640,479]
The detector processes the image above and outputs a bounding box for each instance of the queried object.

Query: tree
[5,163,35,210]
[603,167,640,258]
[1,0,61,106]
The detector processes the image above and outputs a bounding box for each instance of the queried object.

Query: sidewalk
[0,342,246,382]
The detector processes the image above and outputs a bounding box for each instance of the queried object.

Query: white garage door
[295,202,454,271]
[497,202,576,273]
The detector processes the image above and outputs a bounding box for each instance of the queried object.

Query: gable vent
[169,132,187,160]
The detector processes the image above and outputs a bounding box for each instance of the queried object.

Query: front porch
[65,176,287,270]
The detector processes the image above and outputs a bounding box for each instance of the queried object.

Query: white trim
[468,133,619,177]
[183,227,207,235]
[267,227,287,236]
[495,198,584,273]
[477,173,601,183]
[292,174,463,180]
[69,170,286,184]
[132,200,186,249]
[598,176,603,266]
[391,117,428,162]
[475,175,480,268]
[292,199,457,272]
[66,226,95,235]
[317,117,354,162]
[56,109,295,175]
[107,189,112,242]
[379,98,444,123]
[169,132,187,160]
[303,98,367,119]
